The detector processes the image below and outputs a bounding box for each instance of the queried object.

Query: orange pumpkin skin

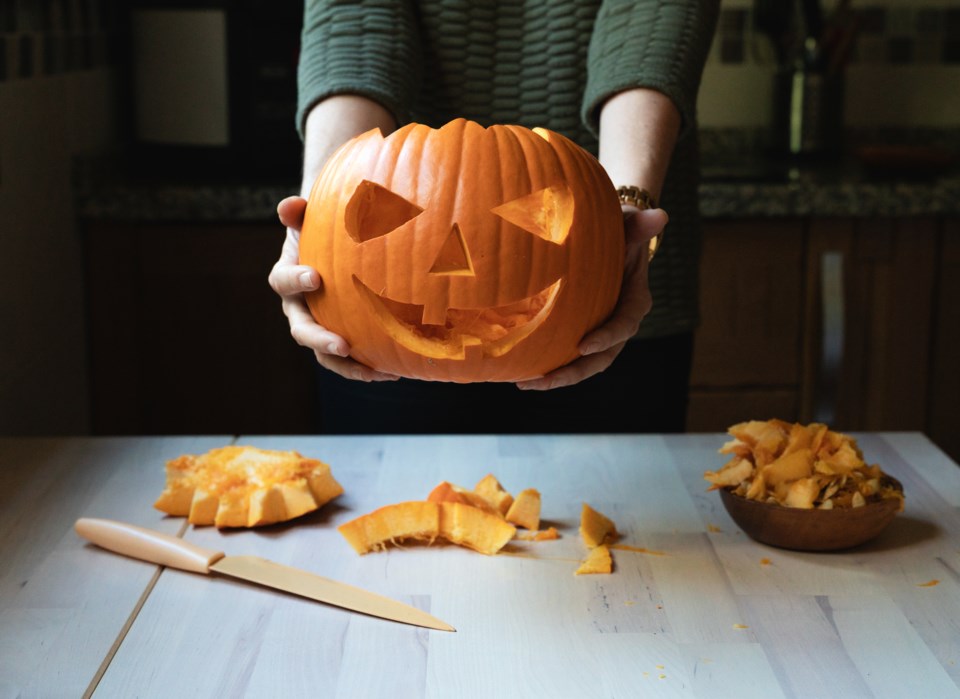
[300,119,625,383]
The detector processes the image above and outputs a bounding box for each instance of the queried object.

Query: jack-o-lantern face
[300,119,624,383]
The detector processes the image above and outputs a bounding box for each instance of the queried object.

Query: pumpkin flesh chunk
[575,544,613,575]
[438,502,516,555]
[427,481,501,516]
[505,488,541,530]
[580,503,618,548]
[474,473,514,515]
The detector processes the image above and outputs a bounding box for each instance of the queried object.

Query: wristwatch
[616,185,662,263]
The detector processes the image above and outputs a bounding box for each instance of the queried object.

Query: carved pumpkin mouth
[353,276,563,361]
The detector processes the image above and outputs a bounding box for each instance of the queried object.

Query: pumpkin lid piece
[153,446,343,528]
[300,118,625,383]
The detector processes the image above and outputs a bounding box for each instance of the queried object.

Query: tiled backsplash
[701,2,960,130]
[0,0,121,81]
[712,4,960,66]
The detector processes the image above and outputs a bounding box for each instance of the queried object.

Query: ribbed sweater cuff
[296,1,421,138]
[581,0,719,138]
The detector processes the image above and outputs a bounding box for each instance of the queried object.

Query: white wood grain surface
[0,436,232,699]
[2,433,958,698]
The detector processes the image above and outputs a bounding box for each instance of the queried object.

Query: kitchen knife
[75,517,454,632]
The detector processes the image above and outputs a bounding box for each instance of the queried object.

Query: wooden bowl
[718,477,903,551]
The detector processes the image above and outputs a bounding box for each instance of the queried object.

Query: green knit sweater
[297,0,719,338]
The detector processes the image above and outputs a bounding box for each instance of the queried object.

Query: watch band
[616,186,662,263]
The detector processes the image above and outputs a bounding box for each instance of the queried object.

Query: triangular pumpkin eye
[490,184,574,245]
[345,180,423,243]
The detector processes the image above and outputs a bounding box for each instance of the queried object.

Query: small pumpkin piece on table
[505,488,541,530]
[516,526,560,541]
[438,502,516,555]
[338,501,440,554]
[474,473,514,515]
[575,544,613,575]
[580,503,618,548]
[427,481,502,516]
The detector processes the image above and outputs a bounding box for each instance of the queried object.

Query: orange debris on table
[505,488,541,530]
[574,544,613,575]
[427,481,500,515]
[338,472,555,556]
[438,502,517,555]
[575,503,619,575]
[580,503,618,548]
[516,526,560,541]
[474,473,515,515]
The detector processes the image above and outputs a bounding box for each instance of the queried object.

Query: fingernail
[326,342,341,356]
[581,343,600,355]
[300,271,316,288]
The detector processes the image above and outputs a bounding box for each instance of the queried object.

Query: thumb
[624,207,668,246]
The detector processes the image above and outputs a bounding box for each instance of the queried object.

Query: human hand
[515,206,666,391]
[268,196,399,382]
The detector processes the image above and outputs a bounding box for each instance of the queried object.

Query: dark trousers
[314,333,693,435]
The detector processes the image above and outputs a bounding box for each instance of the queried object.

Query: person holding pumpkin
[269,0,719,434]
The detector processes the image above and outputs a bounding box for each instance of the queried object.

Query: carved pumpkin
[300,118,624,382]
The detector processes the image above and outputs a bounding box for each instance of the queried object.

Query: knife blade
[75,517,454,632]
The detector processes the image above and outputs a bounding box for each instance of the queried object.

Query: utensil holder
[772,67,845,157]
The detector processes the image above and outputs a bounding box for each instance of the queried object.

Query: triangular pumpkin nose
[428,223,474,276]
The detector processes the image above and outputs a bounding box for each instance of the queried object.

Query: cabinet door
[85,222,316,434]
[926,219,960,462]
[800,218,938,431]
[686,220,804,431]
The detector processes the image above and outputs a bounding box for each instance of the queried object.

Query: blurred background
[1,0,958,461]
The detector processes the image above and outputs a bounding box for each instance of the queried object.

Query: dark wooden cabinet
[83,216,958,460]
[84,222,317,435]
[687,216,958,463]
[686,219,805,429]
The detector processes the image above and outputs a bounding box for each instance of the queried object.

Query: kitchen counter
[3,433,959,697]
[75,154,960,223]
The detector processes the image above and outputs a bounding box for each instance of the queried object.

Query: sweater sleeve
[581,0,719,137]
[296,0,422,138]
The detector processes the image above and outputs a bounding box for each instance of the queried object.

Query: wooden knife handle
[75,518,225,574]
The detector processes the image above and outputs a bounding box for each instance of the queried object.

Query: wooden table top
[2,433,959,698]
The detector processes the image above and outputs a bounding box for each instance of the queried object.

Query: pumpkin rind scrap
[338,501,441,554]
[438,502,516,555]
[580,503,618,548]
[505,488,541,530]
[300,118,625,383]
[154,446,343,528]
[427,481,501,516]
[474,473,514,515]
[575,544,613,575]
